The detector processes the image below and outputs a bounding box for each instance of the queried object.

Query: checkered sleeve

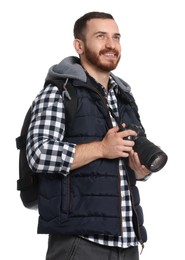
[26,84,76,176]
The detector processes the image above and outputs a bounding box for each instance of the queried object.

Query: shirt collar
[108,76,119,94]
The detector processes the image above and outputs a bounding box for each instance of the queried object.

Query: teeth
[104,53,115,56]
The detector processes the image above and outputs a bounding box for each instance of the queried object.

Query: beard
[84,45,121,72]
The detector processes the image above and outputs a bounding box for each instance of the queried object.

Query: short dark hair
[73,11,114,40]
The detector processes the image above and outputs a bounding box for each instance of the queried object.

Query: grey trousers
[46,235,139,260]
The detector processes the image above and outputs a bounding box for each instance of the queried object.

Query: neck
[90,71,110,89]
[81,62,110,89]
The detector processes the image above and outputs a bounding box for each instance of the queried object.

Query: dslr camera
[122,124,168,172]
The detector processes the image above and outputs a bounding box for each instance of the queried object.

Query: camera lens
[134,137,168,172]
[148,152,168,172]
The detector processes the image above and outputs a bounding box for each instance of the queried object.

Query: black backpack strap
[59,79,77,134]
[45,77,77,135]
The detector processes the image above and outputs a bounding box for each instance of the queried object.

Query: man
[26,12,151,260]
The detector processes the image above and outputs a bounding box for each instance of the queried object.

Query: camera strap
[107,90,144,133]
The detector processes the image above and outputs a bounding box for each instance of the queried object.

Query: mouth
[101,50,119,58]
[102,53,118,61]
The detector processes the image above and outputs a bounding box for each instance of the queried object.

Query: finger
[122,140,135,147]
[132,152,141,165]
[118,129,137,139]
[141,165,151,174]
[108,125,119,134]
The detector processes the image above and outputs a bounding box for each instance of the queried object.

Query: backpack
[16,78,77,209]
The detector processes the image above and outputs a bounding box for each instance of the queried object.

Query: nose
[105,37,115,49]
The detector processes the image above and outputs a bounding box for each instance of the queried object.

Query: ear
[73,39,84,55]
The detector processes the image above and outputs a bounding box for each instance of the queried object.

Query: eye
[113,34,121,41]
[96,34,105,40]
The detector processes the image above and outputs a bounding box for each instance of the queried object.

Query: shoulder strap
[114,88,146,132]
[57,79,77,134]
[44,77,77,134]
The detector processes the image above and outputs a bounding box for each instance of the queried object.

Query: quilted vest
[37,77,147,245]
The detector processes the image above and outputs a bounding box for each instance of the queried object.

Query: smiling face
[74,18,121,73]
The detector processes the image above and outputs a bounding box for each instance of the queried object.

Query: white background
[0,0,184,259]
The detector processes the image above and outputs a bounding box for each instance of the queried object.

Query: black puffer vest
[37,77,147,245]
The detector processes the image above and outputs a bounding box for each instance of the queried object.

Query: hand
[128,150,151,180]
[101,125,137,159]
[72,125,137,170]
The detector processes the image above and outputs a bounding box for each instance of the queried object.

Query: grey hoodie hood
[46,56,131,93]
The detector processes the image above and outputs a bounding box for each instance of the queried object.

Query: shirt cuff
[136,172,153,182]
[61,143,76,176]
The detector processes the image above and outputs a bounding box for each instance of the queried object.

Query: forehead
[86,18,120,35]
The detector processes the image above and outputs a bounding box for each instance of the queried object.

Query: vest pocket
[61,175,70,214]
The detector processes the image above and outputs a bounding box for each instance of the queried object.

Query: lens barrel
[134,136,168,172]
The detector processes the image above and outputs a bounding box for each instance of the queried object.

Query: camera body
[122,124,168,172]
